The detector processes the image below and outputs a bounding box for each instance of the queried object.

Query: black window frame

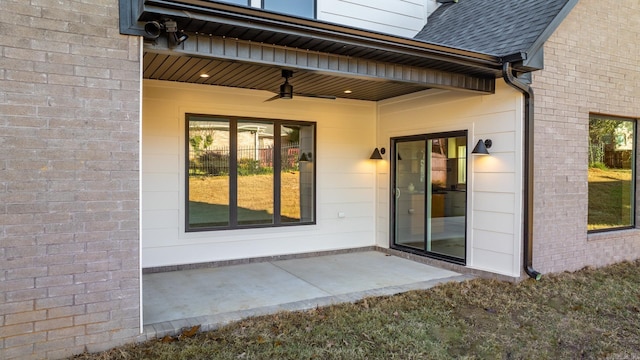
[261,0,317,19]
[185,114,317,232]
[587,113,637,233]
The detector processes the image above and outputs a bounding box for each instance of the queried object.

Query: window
[262,0,315,18]
[186,115,315,231]
[588,114,636,231]
[456,144,466,185]
[215,0,249,5]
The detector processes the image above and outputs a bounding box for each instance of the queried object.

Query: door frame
[389,130,468,265]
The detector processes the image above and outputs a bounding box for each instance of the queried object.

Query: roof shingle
[415,0,574,57]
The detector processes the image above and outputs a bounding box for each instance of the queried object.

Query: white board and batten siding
[142,80,378,268]
[377,80,525,277]
[317,0,435,38]
[247,0,437,38]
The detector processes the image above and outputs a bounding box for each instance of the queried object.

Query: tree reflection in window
[187,114,315,230]
[588,115,636,231]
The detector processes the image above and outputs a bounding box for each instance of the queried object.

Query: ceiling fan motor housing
[279,81,293,99]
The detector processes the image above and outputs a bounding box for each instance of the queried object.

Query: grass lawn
[190,172,302,221]
[588,168,633,230]
[71,260,640,359]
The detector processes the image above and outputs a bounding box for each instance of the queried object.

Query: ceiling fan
[264,69,337,102]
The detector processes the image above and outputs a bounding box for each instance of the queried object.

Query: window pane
[214,0,249,5]
[427,135,466,260]
[457,145,466,184]
[188,118,230,228]
[237,121,274,225]
[588,116,636,230]
[263,0,314,18]
[281,124,314,223]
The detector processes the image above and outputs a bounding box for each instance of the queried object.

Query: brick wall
[532,0,640,273]
[0,1,141,359]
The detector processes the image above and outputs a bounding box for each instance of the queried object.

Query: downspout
[502,54,542,280]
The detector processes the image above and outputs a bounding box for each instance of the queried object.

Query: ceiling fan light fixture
[279,81,293,99]
[264,69,336,102]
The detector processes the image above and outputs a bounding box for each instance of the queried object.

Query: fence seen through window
[588,115,636,231]
[187,115,315,230]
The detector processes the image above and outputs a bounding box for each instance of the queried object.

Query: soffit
[144,34,495,101]
[144,52,436,101]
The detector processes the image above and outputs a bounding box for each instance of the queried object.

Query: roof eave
[120,0,503,77]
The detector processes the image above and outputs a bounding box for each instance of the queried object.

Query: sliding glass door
[392,131,467,264]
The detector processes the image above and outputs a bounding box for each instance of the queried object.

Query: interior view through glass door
[392,131,467,263]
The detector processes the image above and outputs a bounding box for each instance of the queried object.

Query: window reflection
[237,121,274,225]
[281,124,314,223]
[215,0,248,6]
[188,119,230,228]
[186,115,315,230]
[588,115,636,231]
[263,0,315,18]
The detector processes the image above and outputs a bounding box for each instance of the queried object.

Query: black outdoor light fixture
[370,147,385,160]
[471,139,492,155]
[172,29,189,45]
[279,70,294,99]
[299,152,312,162]
[144,19,189,45]
[265,69,336,102]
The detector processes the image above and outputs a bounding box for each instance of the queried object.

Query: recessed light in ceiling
[200,74,210,78]
[343,90,352,94]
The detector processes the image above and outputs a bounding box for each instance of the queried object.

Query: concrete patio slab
[141,251,473,340]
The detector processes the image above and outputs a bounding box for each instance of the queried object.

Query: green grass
[588,168,633,230]
[71,260,640,359]
[189,172,302,223]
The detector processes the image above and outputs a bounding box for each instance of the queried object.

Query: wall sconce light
[471,139,492,155]
[370,147,385,160]
[299,152,312,162]
[144,19,189,45]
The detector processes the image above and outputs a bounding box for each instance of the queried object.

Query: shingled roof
[415,0,577,57]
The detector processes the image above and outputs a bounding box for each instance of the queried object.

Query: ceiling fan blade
[295,93,337,100]
[265,69,336,101]
[263,94,281,102]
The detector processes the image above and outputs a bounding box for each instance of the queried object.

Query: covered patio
[136,2,524,342]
